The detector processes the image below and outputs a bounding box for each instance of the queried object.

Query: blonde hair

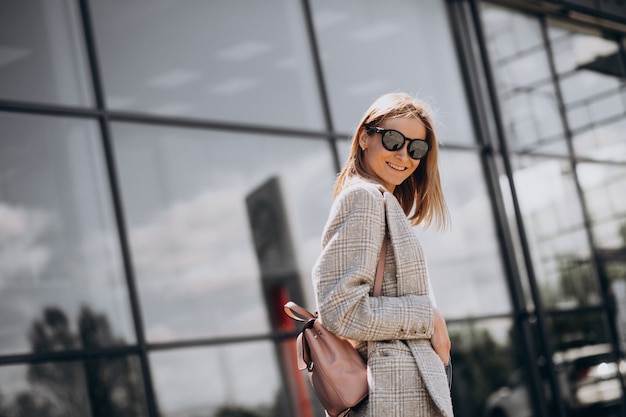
[334,92,449,229]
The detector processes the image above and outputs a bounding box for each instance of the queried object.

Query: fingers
[431,307,451,365]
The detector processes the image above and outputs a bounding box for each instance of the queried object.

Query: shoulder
[321,179,387,246]
[335,179,385,210]
[324,180,385,232]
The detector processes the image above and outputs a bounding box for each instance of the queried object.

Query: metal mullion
[0,345,142,366]
[107,110,335,140]
[448,0,533,345]
[76,1,158,416]
[147,331,301,352]
[540,18,626,415]
[301,0,341,173]
[0,99,104,119]
[468,2,568,416]
[0,98,338,142]
[446,2,549,416]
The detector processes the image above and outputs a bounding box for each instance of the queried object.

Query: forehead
[380,117,426,139]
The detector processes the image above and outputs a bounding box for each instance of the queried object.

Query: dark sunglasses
[365,125,430,160]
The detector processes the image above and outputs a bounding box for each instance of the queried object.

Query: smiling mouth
[387,162,407,171]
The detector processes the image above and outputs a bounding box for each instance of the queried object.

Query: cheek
[409,160,421,173]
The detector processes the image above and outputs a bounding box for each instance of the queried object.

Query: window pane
[420,150,511,318]
[150,342,287,417]
[0,0,93,106]
[111,122,336,342]
[0,112,135,355]
[89,0,323,129]
[577,163,626,250]
[310,0,475,145]
[449,319,526,417]
[480,5,568,155]
[509,155,601,309]
[0,357,148,417]
[548,21,625,163]
[546,311,625,413]
[577,162,626,353]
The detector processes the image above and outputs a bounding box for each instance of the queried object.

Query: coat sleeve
[313,185,434,341]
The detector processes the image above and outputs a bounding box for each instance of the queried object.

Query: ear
[359,132,368,150]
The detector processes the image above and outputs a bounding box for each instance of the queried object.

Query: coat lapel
[382,190,429,297]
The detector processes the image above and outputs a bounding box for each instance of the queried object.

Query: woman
[312,93,454,417]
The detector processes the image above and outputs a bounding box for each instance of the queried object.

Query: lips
[387,162,407,171]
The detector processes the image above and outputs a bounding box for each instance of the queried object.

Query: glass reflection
[0,112,135,355]
[89,0,322,129]
[546,311,613,353]
[419,150,510,318]
[547,21,625,163]
[507,155,601,308]
[111,122,336,342]
[546,311,625,415]
[447,319,522,417]
[0,0,93,106]
[0,358,147,417]
[577,163,626,250]
[309,0,475,145]
[577,162,626,354]
[480,4,567,155]
[150,342,286,417]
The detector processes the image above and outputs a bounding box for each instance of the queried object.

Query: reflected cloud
[209,76,258,95]
[216,40,273,61]
[147,69,202,89]
[312,9,348,30]
[344,79,393,97]
[350,21,404,42]
[129,188,258,292]
[0,203,52,286]
[150,102,195,116]
[0,45,31,68]
[123,185,270,341]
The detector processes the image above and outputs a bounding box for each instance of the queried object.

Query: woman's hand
[431,307,451,365]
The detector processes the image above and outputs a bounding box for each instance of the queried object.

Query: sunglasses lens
[381,130,405,151]
[408,140,429,159]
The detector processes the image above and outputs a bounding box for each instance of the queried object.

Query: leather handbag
[283,236,387,417]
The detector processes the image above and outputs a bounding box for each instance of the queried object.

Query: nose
[395,141,410,160]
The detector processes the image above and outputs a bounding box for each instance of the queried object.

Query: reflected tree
[556,254,597,306]
[605,221,626,283]
[30,307,77,351]
[449,325,514,417]
[8,392,58,417]
[26,307,90,416]
[0,393,9,416]
[79,307,145,417]
[0,306,145,417]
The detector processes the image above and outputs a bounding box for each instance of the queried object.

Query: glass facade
[478,3,626,417]
[89,0,324,129]
[0,1,624,417]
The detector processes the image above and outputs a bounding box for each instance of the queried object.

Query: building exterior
[0,1,625,417]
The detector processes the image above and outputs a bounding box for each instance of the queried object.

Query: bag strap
[373,233,386,297]
[374,186,387,297]
[284,231,387,322]
[284,301,316,323]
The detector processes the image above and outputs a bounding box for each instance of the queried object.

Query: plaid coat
[313,179,454,417]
